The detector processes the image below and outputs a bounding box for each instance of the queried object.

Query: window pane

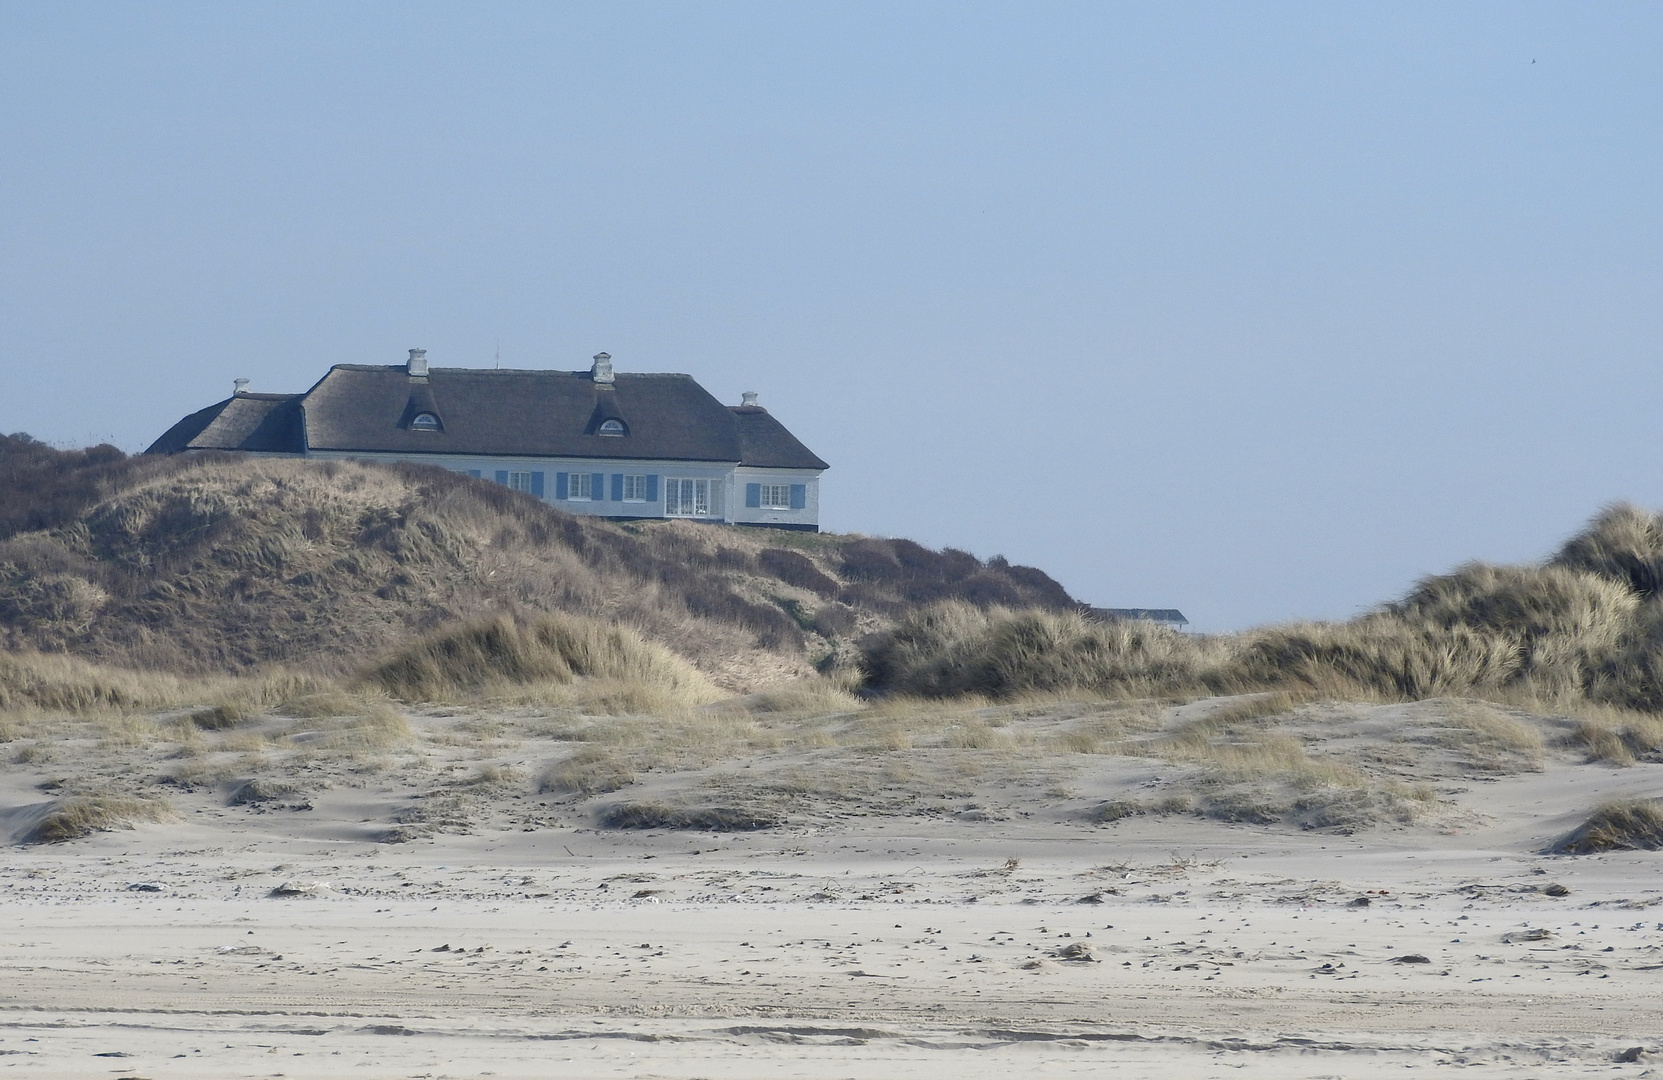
[666,477,714,517]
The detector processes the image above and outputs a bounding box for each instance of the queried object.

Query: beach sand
[2,698,1661,1077]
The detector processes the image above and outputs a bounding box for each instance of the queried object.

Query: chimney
[407,348,428,377]
[591,352,615,384]
[233,378,250,395]
[740,391,759,407]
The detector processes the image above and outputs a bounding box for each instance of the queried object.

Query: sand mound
[1554,798,1663,853]
[0,447,1076,691]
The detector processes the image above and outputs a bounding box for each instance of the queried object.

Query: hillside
[0,437,1078,689]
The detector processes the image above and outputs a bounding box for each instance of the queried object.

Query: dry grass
[21,794,173,844]
[0,451,1079,692]
[1554,798,1663,853]
[1563,705,1663,766]
[0,648,331,716]
[855,505,1663,718]
[860,602,1223,699]
[361,613,721,705]
[1414,701,1547,774]
[596,801,779,831]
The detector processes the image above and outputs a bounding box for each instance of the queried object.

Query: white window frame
[598,419,626,436]
[665,477,719,518]
[568,472,593,501]
[759,483,792,510]
[410,412,440,430]
[622,474,648,502]
[506,471,535,493]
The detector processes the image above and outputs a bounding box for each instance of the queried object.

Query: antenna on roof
[495,338,500,370]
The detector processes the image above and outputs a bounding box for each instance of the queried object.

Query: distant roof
[1088,607,1190,626]
[146,393,304,455]
[147,365,828,470]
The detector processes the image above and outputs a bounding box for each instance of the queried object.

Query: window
[622,474,648,502]
[665,477,720,517]
[745,481,806,511]
[568,472,593,500]
[506,471,536,493]
[410,412,440,430]
[597,419,626,436]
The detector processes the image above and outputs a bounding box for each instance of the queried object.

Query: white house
[148,350,829,531]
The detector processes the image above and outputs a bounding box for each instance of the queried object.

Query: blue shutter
[555,472,568,500]
[645,474,659,501]
[531,471,544,498]
[466,469,481,479]
[591,473,604,501]
[494,470,508,486]
[745,483,761,508]
[610,474,623,501]
[789,484,806,510]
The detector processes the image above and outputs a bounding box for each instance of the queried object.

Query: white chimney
[740,391,759,407]
[233,378,250,395]
[591,352,615,384]
[407,348,428,377]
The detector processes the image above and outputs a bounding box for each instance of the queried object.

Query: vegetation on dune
[859,601,1222,699]
[859,503,1663,722]
[1554,798,1663,853]
[21,793,173,844]
[0,439,1076,693]
[362,611,719,705]
[11,429,1663,755]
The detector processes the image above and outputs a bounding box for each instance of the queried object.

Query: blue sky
[2,2,1659,630]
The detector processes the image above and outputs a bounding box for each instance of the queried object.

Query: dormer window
[597,419,627,436]
[410,412,441,431]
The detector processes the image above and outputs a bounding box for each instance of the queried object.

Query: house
[1086,608,1190,632]
[147,350,829,531]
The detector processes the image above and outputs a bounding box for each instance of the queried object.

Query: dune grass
[1554,798,1663,853]
[859,602,1223,699]
[854,504,1663,720]
[22,793,173,844]
[361,612,721,706]
[0,648,330,716]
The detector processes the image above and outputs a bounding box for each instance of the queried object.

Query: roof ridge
[329,364,694,378]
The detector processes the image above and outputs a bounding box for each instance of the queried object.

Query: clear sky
[2,2,1659,631]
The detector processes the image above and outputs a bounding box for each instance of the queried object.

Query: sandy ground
[4,698,1663,1077]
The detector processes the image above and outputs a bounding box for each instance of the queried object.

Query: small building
[147,350,829,531]
[1087,608,1191,632]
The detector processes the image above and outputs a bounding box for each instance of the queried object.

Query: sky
[2,2,1660,632]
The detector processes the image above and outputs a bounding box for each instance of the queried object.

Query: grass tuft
[361,612,718,704]
[596,801,779,831]
[1554,798,1663,853]
[22,794,172,844]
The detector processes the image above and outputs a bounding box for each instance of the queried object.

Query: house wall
[727,468,821,530]
[305,450,820,529]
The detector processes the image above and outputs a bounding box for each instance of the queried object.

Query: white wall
[307,450,821,528]
[728,468,821,529]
